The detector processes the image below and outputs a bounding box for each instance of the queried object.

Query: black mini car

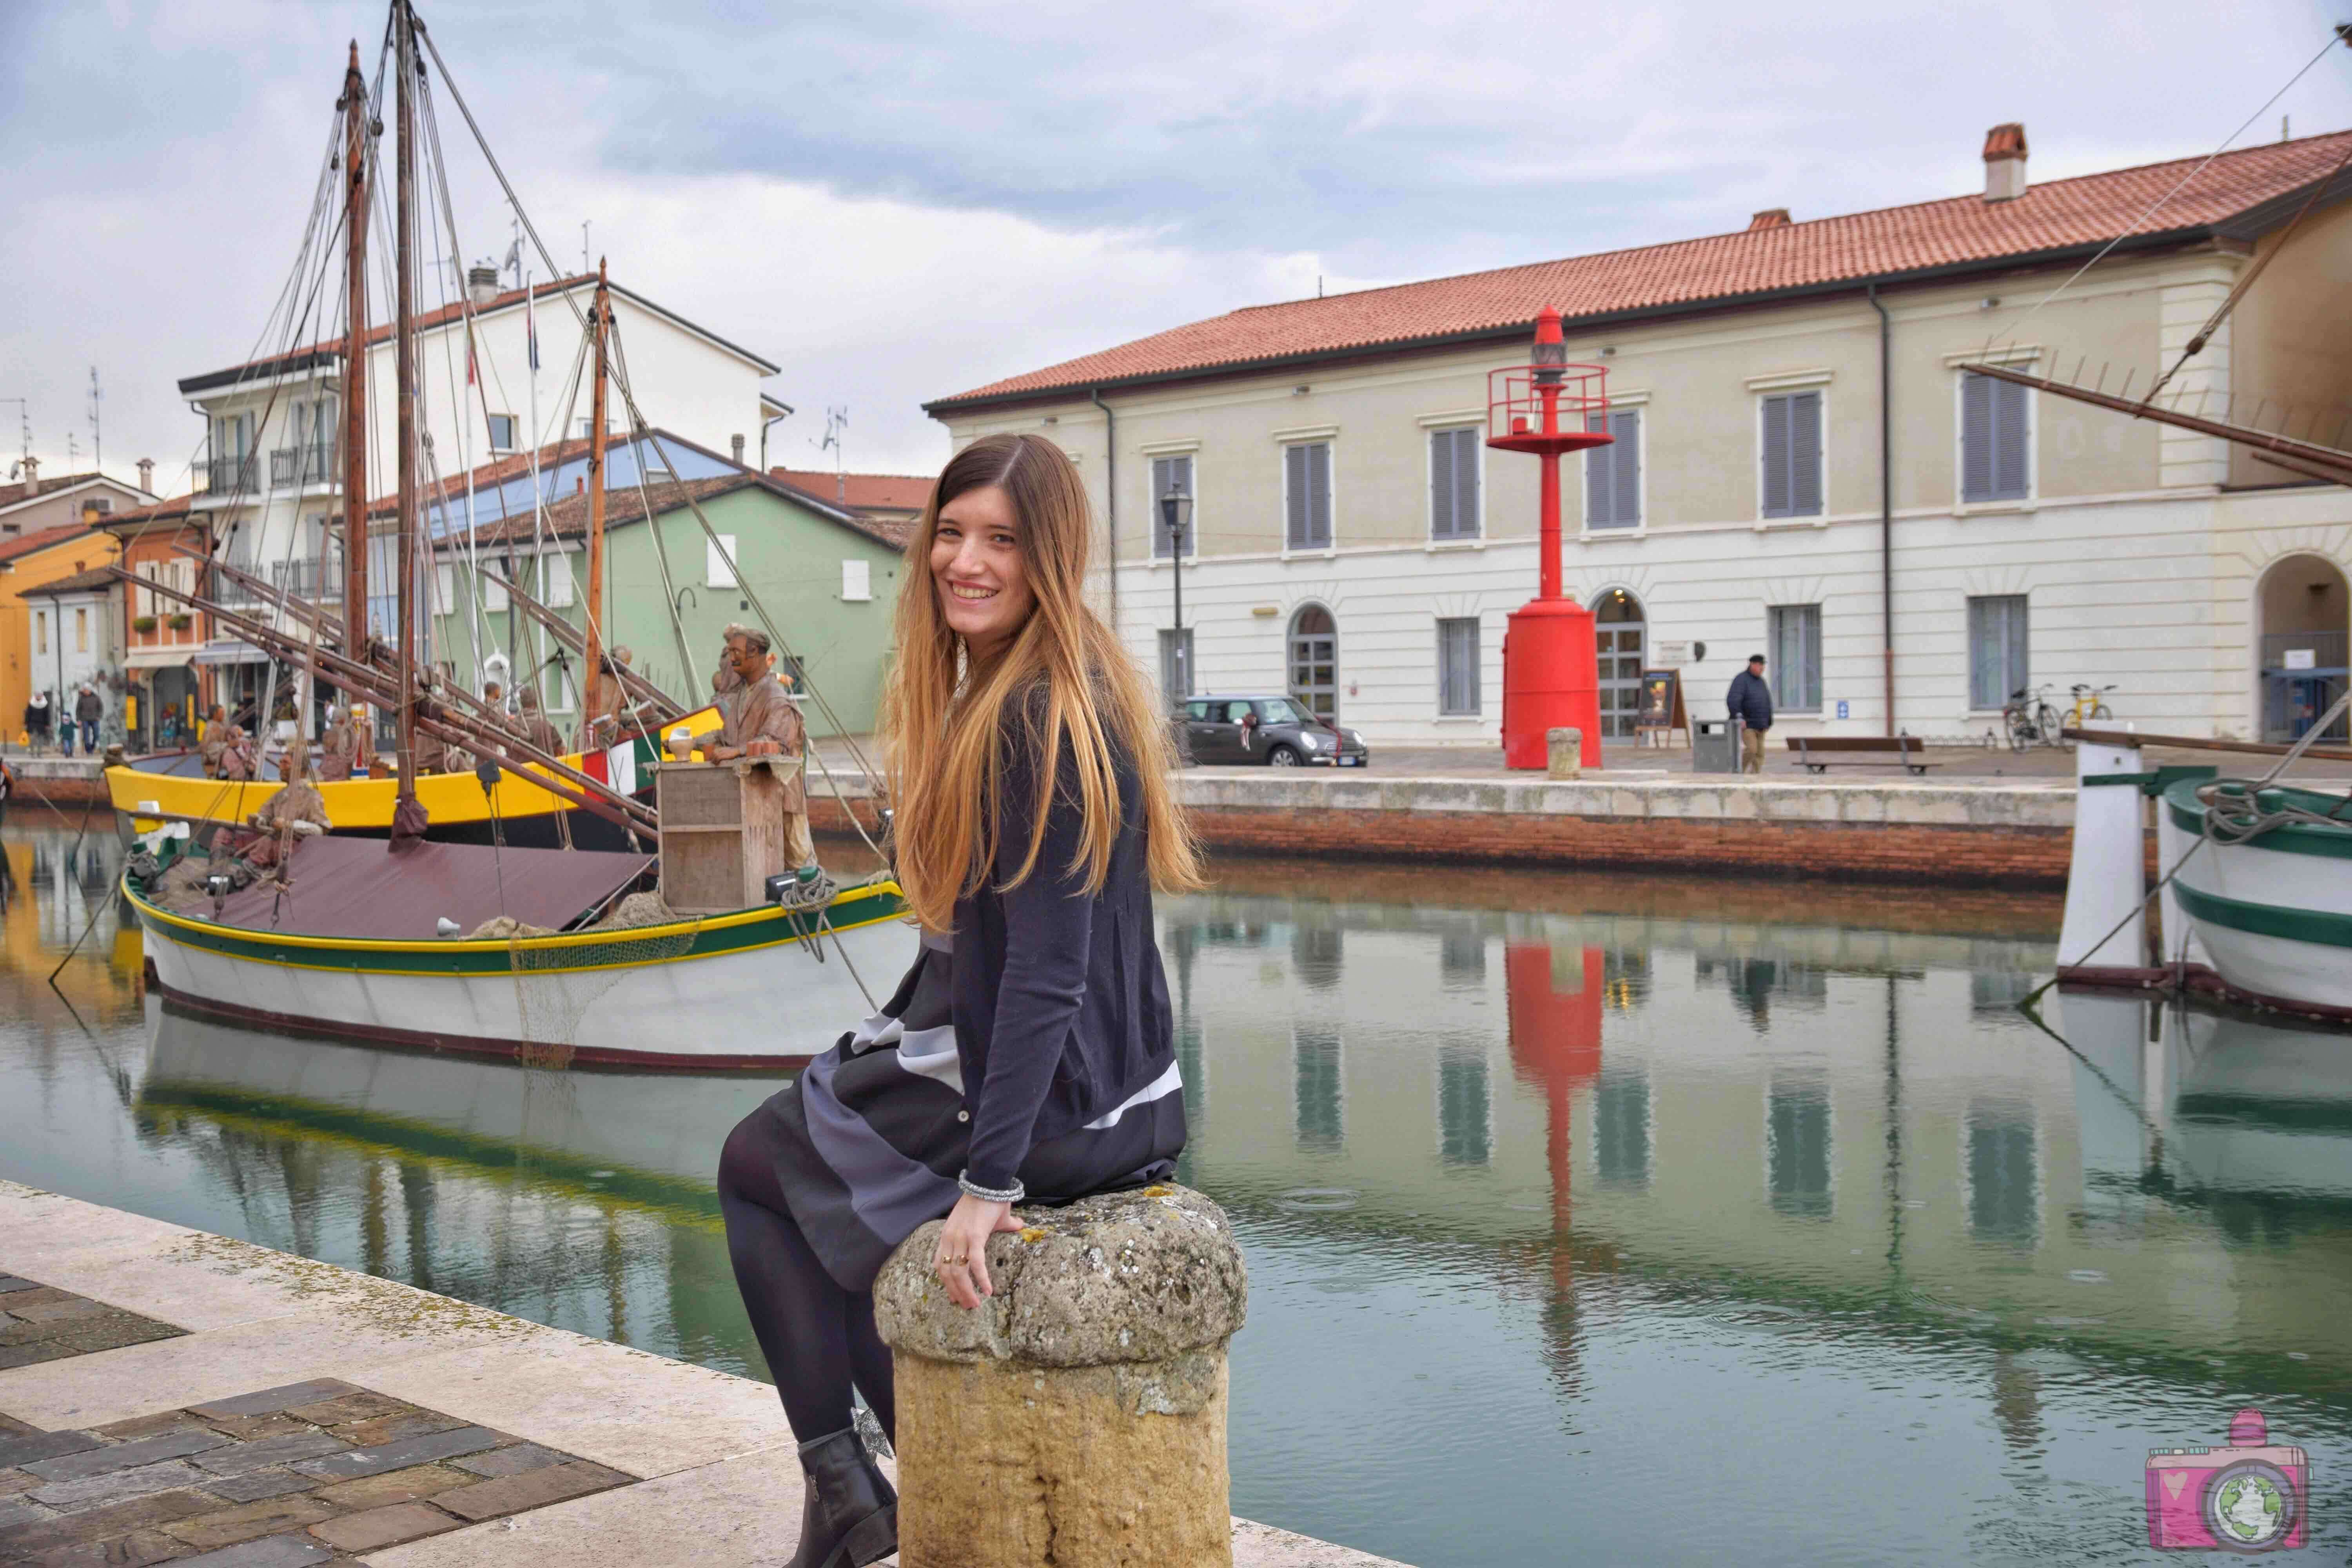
[1174,694,1370,768]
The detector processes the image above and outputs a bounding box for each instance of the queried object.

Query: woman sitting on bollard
[716,432,1200,1568]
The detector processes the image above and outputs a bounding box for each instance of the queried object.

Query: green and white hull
[2163,779,2352,1020]
[131,879,915,1072]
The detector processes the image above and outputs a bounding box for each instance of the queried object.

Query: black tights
[717,1111,895,1446]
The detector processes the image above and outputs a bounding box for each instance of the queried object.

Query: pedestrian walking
[74,684,103,755]
[715,433,1201,1568]
[1727,653,1774,774]
[23,692,52,755]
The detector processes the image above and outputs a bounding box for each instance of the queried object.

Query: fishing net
[505,922,696,1069]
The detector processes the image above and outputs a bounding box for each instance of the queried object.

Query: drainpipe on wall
[1868,281,1895,737]
[1090,387,1117,633]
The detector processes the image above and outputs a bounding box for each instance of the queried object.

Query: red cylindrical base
[1500,597,1602,770]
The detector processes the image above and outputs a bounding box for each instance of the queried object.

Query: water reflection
[4,820,2350,1565]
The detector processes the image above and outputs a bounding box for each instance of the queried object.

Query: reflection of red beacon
[1505,942,1605,1238]
[1488,308,1613,770]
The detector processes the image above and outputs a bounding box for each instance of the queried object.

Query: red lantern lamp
[1487,307,1612,770]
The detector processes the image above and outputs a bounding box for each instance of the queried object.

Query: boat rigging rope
[605,316,698,693]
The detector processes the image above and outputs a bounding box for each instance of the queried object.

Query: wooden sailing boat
[122,1,910,1069]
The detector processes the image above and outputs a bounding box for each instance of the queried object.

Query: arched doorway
[1289,604,1338,719]
[2258,554,2349,741]
[1595,589,1644,739]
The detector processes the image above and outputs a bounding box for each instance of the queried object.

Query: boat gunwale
[2162,777,2352,862]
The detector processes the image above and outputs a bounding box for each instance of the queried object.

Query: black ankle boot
[786,1426,898,1568]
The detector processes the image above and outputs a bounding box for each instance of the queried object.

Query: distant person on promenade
[715,433,1200,1568]
[74,685,103,755]
[1728,653,1773,774]
[22,693,51,755]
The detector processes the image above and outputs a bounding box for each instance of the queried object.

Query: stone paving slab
[0,1182,1415,1567]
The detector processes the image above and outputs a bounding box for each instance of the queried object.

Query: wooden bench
[1785,735,1940,775]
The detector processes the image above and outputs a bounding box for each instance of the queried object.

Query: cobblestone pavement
[0,1341,633,1567]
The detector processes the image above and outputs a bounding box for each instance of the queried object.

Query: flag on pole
[465,329,477,386]
[526,276,539,372]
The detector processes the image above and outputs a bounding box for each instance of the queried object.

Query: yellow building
[2,522,120,746]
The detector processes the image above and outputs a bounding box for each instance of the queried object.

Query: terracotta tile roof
[18,564,123,597]
[437,473,910,553]
[98,494,200,532]
[768,468,935,517]
[0,472,106,510]
[0,522,99,565]
[180,274,783,392]
[930,129,2352,410]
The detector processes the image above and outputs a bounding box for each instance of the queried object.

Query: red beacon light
[1487,307,1613,771]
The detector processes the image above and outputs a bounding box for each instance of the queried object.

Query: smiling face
[931,483,1035,661]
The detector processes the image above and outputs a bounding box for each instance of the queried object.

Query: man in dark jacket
[1727,653,1773,774]
[74,685,103,755]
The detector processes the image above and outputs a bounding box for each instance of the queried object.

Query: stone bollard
[1547,726,1583,779]
[873,1183,1247,1567]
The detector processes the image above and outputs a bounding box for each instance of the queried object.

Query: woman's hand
[933,1193,1023,1310]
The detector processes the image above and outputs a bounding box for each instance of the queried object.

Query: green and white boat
[2159,776,2352,1020]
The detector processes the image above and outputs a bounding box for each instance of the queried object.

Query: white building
[929,126,2352,748]
[172,271,788,719]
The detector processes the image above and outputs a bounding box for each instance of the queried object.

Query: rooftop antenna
[819,406,848,503]
[581,220,590,277]
[503,220,523,288]
[0,398,28,475]
[87,367,102,477]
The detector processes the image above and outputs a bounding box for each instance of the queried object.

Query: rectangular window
[1436,617,1481,715]
[1438,1043,1491,1167]
[1966,1099,2039,1244]
[1157,628,1194,708]
[1428,427,1480,541]
[1760,391,1823,518]
[1150,454,1195,558]
[74,607,88,653]
[1294,1027,1343,1151]
[1766,603,1822,713]
[1767,1075,1833,1219]
[541,548,575,609]
[486,413,517,453]
[1594,1071,1652,1189]
[433,562,456,611]
[1283,441,1332,550]
[706,533,739,589]
[480,559,510,613]
[36,611,47,655]
[1967,594,2029,710]
[841,558,871,601]
[1960,372,2030,503]
[1584,408,1642,529]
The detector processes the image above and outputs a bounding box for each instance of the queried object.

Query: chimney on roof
[19,456,37,497]
[1983,123,2028,202]
[1749,208,1791,230]
[137,457,154,494]
[731,434,746,465]
[467,264,499,308]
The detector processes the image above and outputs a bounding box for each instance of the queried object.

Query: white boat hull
[2172,833,2352,1015]
[134,882,915,1071]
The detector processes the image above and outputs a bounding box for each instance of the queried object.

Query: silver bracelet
[958,1171,1025,1204]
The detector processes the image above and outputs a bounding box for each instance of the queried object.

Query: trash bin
[1692,718,1740,774]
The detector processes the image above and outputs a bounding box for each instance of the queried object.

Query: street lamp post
[1160,478,1193,703]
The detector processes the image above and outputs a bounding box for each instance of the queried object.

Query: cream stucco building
[929,127,2352,749]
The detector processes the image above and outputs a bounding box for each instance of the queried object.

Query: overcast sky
[5,0,2350,493]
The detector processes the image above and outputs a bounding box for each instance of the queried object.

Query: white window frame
[1434,1038,1495,1168]
[35,608,47,656]
[1425,425,1483,544]
[1966,593,2030,714]
[1581,394,1648,535]
[1275,426,1339,556]
[1749,372,1829,524]
[486,412,518,454]
[841,558,871,602]
[1953,369,2037,511]
[1436,615,1481,716]
[479,558,511,613]
[706,533,739,589]
[541,546,577,610]
[1766,603,1823,713]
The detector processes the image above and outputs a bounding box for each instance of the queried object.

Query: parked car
[1174,694,1370,768]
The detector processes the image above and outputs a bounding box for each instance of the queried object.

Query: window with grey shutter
[1766,603,1822,711]
[1429,427,1480,540]
[1760,391,1822,517]
[1967,595,2029,709]
[1150,454,1195,558]
[1285,441,1332,550]
[1437,617,1481,714]
[1960,373,2029,503]
[1585,408,1642,529]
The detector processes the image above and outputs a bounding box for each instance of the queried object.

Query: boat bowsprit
[125,832,914,1071]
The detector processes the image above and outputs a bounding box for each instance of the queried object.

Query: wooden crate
[657,758,799,914]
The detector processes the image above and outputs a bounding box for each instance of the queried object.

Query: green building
[429,472,908,739]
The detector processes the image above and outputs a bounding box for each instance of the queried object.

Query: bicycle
[2065,683,2116,728]
[2003,686,2061,751]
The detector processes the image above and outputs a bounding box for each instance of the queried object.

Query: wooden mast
[337,41,371,708]
[392,0,420,827]
[582,259,610,737]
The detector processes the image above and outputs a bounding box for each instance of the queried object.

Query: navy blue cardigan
[950,718,1174,1193]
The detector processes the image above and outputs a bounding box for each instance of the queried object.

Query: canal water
[4,812,2350,1565]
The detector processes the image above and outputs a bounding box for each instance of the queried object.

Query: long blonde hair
[882,433,1201,931]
